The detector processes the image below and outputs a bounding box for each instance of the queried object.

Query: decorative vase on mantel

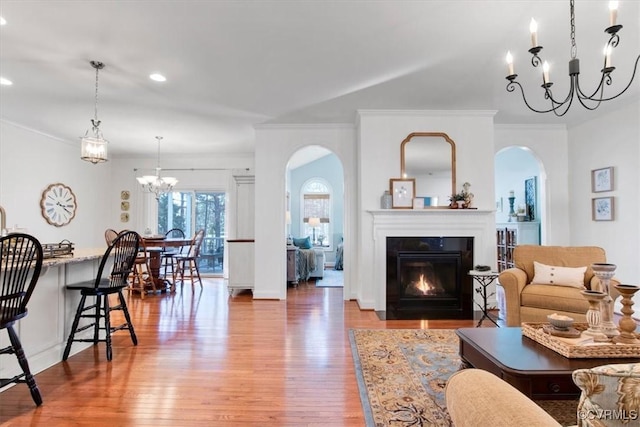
[380,190,392,209]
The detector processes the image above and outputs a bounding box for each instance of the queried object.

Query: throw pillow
[292,236,312,249]
[531,261,587,288]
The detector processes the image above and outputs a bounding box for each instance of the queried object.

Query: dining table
[141,236,193,292]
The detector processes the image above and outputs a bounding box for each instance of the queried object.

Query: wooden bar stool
[63,231,139,362]
[128,236,156,299]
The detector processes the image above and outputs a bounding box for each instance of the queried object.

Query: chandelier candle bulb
[529,18,538,47]
[542,61,550,84]
[604,45,612,68]
[506,51,514,75]
[609,1,618,27]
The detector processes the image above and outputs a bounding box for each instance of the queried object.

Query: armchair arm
[498,268,528,327]
[446,369,561,427]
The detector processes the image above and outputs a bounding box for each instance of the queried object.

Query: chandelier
[136,136,178,199]
[505,0,640,117]
[80,60,109,164]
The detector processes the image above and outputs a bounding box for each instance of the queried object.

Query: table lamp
[308,217,321,244]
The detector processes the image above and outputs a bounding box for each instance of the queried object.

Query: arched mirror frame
[400,132,456,207]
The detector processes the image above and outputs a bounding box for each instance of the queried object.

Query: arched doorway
[286,145,345,290]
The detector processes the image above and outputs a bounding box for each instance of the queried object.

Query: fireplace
[386,237,473,320]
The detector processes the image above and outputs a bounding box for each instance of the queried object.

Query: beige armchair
[499,245,619,327]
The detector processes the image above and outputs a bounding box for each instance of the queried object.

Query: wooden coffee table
[456,327,640,400]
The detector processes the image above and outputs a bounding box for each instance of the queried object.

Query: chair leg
[193,260,203,289]
[63,294,87,361]
[118,290,138,346]
[93,295,102,346]
[103,294,112,361]
[7,325,42,406]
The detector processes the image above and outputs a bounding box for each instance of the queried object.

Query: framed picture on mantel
[390,178,415,209]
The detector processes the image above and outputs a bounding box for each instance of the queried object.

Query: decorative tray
[42,240,74,259]
[521,322,640,359]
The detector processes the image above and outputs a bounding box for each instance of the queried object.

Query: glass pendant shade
[80,60,109,164]
[80,124,108,164]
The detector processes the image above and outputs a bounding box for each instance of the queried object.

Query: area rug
[349,329,578,427]
[315,268,343,288]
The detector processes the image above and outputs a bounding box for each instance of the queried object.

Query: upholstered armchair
[499,245,619,327]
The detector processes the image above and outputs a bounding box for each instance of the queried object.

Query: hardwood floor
[0,278,486,426]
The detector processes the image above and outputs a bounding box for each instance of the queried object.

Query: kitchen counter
[0,247,114,385]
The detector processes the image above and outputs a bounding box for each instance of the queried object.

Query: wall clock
[40,183,77,227]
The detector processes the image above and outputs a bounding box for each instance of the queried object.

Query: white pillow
[531,261,587,288]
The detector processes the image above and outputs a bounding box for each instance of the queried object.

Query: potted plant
[449,192,466,209]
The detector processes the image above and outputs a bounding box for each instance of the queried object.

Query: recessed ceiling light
[149,73,166,82]
[0,17,6,26]
[0,77,13,86]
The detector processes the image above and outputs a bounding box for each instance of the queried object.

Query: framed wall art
[592,197,614,221]
[591,167,613,193]
[390,178,415,209]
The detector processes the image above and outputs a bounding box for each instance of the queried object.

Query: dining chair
[175,229,205,290]
[104,228,119,246]
[0,233,44,405]
[161,228,186,285]
[63,231,139,362]
[128,235,155,299]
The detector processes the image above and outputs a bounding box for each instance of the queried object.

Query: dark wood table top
[456,327,640,375]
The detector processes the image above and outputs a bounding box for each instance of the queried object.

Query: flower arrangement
[449,182,474,208]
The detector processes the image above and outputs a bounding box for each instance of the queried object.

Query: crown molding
[494,123,567,131]
[254,123,355,130]
[357,109,498,118]
[0,118,74,146]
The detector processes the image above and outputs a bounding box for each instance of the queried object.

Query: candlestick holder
[591,263,619,338]
[580,290,609,342]
[508,196,516,222]
[612,284,640,345]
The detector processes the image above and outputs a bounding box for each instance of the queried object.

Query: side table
[468,270,499,327]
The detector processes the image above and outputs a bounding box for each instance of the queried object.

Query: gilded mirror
[400,132,456,207]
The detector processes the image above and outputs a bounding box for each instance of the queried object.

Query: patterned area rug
[349,329,578,427]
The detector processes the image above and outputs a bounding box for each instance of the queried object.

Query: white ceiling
[1,1,638,158]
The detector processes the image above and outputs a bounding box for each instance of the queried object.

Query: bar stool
[0,233,44,405]
[63,231,139,362]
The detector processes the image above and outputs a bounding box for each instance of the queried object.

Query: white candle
[604,44,612,68]
[609,1,618,27]
[506,51,514,75]
[509,190,514,197]
[542,61,550,84]
[529,18,538,47]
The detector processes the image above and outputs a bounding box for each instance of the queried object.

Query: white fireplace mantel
[367,209,496,311]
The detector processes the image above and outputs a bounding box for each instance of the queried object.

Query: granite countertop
[42,247,107,267]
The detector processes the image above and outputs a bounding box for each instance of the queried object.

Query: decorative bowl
[547,313,574,330]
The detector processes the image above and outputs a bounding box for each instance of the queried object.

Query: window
[301,179,331,247]
[158,191,226,275]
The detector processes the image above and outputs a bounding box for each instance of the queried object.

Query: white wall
[567,100,640,309]
[356,110,496,309]
[0,120,110,248]
[494,125,570,245]
[253,124,357,300]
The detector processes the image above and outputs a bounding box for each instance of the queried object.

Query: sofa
[446,363,640,427]
[499,245,619,327]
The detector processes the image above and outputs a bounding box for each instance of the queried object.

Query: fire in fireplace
[386,237,473,320]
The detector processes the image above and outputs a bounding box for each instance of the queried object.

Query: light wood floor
[1,278,489,426]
